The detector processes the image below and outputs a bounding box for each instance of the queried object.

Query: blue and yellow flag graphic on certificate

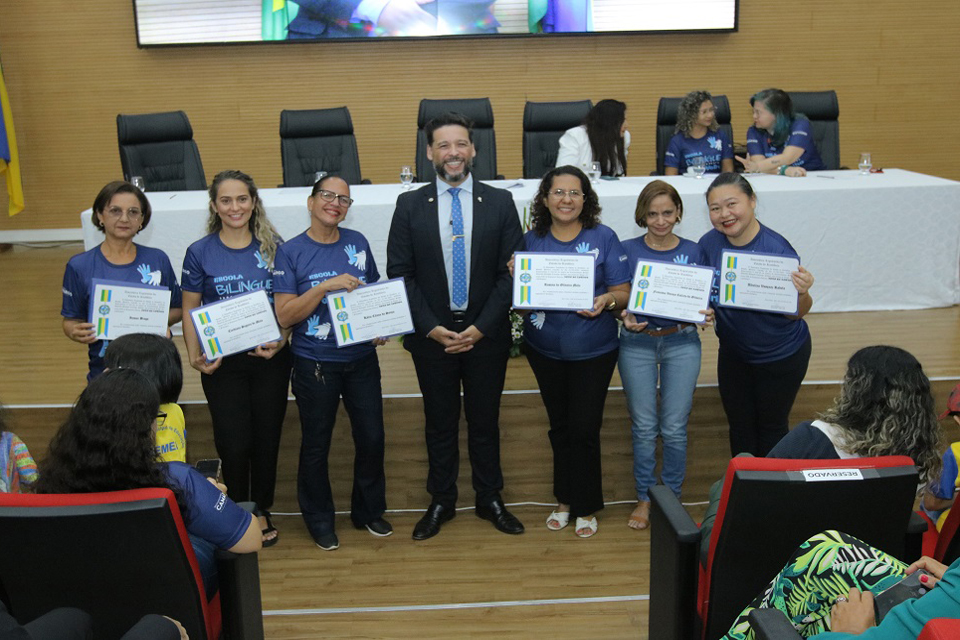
[197,311,211,325]
[100,289,112,302]
[520,257,531,271]
[724,284,736,303]
[726,255,738,270]
[639,264,652,277]
[634,291,647,310]
[520,286,531,304]
[333,297,345,310]
[0,62,24,216]
[207,337,222,357]
[339,323,353,342]
[97,318,108,335]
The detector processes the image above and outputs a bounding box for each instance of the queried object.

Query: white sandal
[546,510,570,531]
[575,516,598,538]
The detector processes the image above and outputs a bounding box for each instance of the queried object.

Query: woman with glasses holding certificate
[519,165,631,539]
[61,181,182,383]
[272,176,390,552]
[181,170,290,548]
[618,180,709,531]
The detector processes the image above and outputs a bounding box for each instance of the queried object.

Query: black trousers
[0,601,180,640]
[200,345,292,510]
[717,335,812,457]
[410,337,509,508]
[525,346,619,518]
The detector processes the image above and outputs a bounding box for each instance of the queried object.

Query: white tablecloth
[81,169,960,313]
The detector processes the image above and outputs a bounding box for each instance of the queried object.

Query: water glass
[130,176,146,192]
[691,156,706,179]
[858,153,872,175]
[314,171,328,184]
[588,161,601,184]
[400,165,414,189]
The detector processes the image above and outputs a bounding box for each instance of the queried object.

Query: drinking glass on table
[858,153,872,175]
[691,156,706,179]
[400,165,414,189]
[130,176,145,192]
[588,161,601,184]
[314,171,328,184]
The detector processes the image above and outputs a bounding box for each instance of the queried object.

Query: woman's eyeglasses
[316,190,354,208]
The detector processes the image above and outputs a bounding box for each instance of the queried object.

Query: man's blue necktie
[449,187,467,307]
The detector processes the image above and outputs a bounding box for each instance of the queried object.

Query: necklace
[645,234,678,250]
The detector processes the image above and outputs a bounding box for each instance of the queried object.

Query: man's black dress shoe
[412,503,455,540]
[475,499,524,535]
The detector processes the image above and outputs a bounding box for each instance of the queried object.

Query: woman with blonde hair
[181,169,291,547]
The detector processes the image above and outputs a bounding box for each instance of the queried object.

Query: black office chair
[0,488,263,640]
[786,90,840,170]
[655,95,733,176]
[521,100,593,179]
[279,107,367,186]
[116,111,207,191]
[415,98,501,182]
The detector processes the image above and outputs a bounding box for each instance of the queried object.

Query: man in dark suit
[387,112,524,540]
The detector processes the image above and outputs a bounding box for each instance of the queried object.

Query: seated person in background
[286,0,499,38]
[737,88,826,177]
[35,369,261,596]
[721,530,958,639]
[664,89,734,176]
[1,403,38,494]
[0,599,188,640]
[104,333,187,463]
[557,99,630,176]
[923,382,960,529]
[701,345,944,557]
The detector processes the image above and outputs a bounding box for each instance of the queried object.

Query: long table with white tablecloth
[81,169,960,313]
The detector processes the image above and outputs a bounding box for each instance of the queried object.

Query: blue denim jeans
[291,352,386,538]
[618,325,701,501]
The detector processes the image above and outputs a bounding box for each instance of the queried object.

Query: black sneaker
[315,531,340,551]
[358,517,393,537]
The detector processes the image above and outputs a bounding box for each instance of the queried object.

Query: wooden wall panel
[1,0,958,230]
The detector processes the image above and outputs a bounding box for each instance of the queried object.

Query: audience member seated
[104,333,187,463]
[0,600,188,640]
[923,383,960,529]
[721,530,959,639]
[0,403,37,494]
[35,369,262,596]
[737,88,826,176]
[556,99,630,176]
[702,345,944,556]
[664,90,734,176]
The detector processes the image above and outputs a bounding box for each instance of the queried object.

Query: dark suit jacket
[387,180,523,355]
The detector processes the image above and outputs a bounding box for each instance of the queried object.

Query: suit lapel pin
[477,196,483,202]
[428,197,435,203]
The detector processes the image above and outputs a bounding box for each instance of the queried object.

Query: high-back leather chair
[416,98,499,182]
[786,90,840,170]
[279,107,365,186]
[655,95,733,176]
[522,100,593,179]
[0,488,263,640]
[649,456,922,640]
[116,111,207,191]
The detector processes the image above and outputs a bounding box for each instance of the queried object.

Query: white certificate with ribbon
[325,278,414,348]
[718,250,800,314]
[512,252,596,311]
[626,260,714,324]
[90,279,171,341]
[190,289,282,360]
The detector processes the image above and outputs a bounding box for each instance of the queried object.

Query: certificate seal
[638,279,650,290]
[98,304,110,315]
[336,311,349,322]
[725,272,737,282]
[203,326,216,337]
[519,273,532,283]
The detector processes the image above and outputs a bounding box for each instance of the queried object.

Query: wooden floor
[3,244,960,638]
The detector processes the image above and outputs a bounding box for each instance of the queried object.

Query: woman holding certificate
[618,181,707,530]
[521,165,631,539]
[699,172,814,457]
[181,170,290,547]
[273,176,390,552]
[61,181,182,383]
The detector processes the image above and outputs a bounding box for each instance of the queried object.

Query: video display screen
[134,0,737,46]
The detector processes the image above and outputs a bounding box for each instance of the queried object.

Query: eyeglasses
[103,206,143,219]
[547,189,584,200]
[316,189,354,208]
[156,411,167,427]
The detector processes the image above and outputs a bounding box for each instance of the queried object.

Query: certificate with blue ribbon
[512,252,596,311]
[189,289,281,360]
[627,259,714,323]
[325,278,414,348]
[718,250,800,314]
[89,278,171,341]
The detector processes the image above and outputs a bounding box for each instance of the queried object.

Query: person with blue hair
[737,88,825,177]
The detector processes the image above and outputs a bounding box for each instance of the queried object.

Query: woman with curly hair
[36,369,261,594]
[738,88,826,177]
[517,165,631,538]
[556,99,630,177]
[181,170,291,547]
[664,90,734,176]
[767,345,943,485]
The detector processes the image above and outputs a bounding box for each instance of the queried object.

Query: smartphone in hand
[195,458,222,481]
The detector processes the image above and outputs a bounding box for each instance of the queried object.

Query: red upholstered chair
[919,618,960,639]
[649,456,922,640]
[0,489,263,640]
[932,502,960,565]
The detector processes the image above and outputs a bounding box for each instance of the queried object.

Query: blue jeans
[291,352,386,538]
[618,325,701,502]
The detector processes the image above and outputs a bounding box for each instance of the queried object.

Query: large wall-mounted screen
[134,0,738,46]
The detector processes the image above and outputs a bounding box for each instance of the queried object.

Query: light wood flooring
[2,244,959,638]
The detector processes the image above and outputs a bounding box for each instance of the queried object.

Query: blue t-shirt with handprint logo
[62,243,182,381]
[621,235,706,330]
[664,129,733,174]
[272,228,379,363]
[181,234,277,306]
[521,224,630,361]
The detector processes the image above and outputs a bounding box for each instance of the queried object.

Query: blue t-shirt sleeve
[664,134,682,168]
[271,244,298,295]
[786,118,814,151]
[721,130,734,160]
[603,233,631,286]
[166,462,250,550]
[159,253,182,309]
[61,258,88,320]
[745,126,763,156]
[181,245,205,293]
[932,447,960,500]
